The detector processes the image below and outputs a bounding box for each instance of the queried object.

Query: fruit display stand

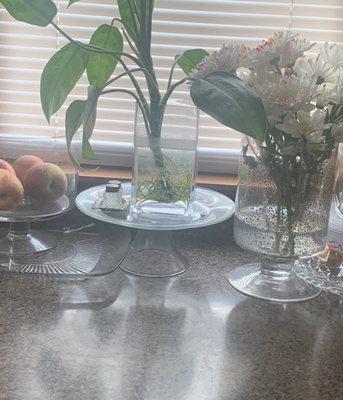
[0,136,77,256]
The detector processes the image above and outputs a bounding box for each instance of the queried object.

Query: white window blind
[0,0,342,173]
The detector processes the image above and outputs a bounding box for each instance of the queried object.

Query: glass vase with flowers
[187,33,343,302]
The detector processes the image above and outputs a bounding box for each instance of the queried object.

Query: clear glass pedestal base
[0,222,55,256]
[228,258,322,302]
[119,230,188,278]
[0,226,130,276]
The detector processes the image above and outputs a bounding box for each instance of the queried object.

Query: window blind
[0,0,342,173]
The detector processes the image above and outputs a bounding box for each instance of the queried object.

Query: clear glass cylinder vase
[131,101,199,221]
[229,136,338,302]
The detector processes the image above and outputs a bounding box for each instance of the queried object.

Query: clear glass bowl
[0,135,79,258]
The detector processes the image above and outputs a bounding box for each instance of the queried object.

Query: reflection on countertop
[0,211,342,400]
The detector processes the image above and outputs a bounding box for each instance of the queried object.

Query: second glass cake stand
[76,183,235,278]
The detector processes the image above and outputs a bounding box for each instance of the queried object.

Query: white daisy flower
[328,72,343,104]
[294,57,337,84]
[319,43,343,68]
[247,32,314,70]
[190,44,248,79]
[216,44,248,72]
[279,36,314,68]
[316,71,343,106]
[276,110,330,143]
[315,84,333,108]
[248,71,317,117]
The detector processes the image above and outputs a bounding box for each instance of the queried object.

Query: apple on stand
[0,169,24,211]
[24,162,68,203]
[13,155,44,183]
[0,159,16,176]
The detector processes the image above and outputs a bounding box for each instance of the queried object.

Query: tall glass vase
[228,137,338,302]
[131,101,199,221]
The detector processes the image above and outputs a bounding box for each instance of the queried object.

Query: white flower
[294,57,337,84]
[276,110,330,143]
[315,84,332,108]
[279,35,314,68]
[328,72,343,104]
[247,32,314,70]
[316,71,343,106]
[189,52,218,79]
[247,70,317,117]
[216,44,248,71]
[319,43,343,68]
[190,44,248,79]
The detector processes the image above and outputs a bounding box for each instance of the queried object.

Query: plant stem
[160,77,189,106]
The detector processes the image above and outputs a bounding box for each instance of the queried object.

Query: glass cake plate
[296,198,343,296]
[76,183,235,278]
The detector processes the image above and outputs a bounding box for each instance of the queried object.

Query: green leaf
[117,0,141,40]
[68,0,81,6]
[65,100,86,169]
[40,42,89,122]
[176,49,209,75]
[1,0,57,27]
[190,71,267,141]
[82,85,100,160]
[87,24,123,89]
[82,139,97,160]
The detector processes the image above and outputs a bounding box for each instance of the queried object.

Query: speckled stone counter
[0,210,342,400]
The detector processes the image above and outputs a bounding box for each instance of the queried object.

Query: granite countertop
[0,209,342,400]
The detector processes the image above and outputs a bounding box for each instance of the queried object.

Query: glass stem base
[228,257,321,303]
[0,222,55,256]
[119,230,188,278]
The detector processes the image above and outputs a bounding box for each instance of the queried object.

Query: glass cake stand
[296,197,343,296]
[76,183,235,278]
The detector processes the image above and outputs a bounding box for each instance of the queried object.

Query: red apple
[24,162,68,203]
[0,170,24,211]
[13,155,44,183]
[0,159,16,176]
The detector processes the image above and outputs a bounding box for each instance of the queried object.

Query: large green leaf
[82,85,100,160]
[40,42,89,122]
[176,49,209,75]
[87,24,123,89]
[1,0,57,27]
[65,100,86,168]
[190,71,267,141]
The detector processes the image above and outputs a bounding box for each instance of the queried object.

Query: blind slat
[1,0,341,173]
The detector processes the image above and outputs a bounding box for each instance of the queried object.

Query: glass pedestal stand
[76,183,235,278]
[296,198,343,296]
[120,230,188,278]
[229,257,321,302]
[0,222,56,256]
[0,225,131,276]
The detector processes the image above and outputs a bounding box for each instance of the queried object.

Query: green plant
[1,0,266,166]
[1,1,206,164]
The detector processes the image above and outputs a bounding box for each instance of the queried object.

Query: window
[0,0,342,174]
